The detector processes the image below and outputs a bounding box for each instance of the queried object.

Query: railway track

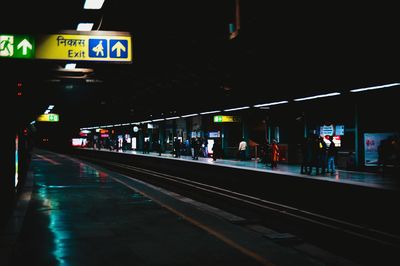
[76,154,400,265]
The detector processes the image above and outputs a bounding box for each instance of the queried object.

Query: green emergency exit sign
[0,34,35,59]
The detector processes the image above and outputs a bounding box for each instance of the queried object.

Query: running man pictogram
[0,36,14,57]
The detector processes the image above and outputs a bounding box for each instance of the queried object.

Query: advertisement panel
[364,133,394,166]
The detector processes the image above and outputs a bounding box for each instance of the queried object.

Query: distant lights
[79,80,400,131]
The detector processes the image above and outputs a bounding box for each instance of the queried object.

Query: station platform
[0,149,358,266]
[81,148,399,191]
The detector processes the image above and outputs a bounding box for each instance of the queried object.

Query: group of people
[258,139,280,168]
[300,134,337,175]
[174,137,209,160]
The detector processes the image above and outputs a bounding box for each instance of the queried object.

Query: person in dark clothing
[300,136,311,174]
[326,135,337,174]
[271,139,279,169]
[191,137,200,160]
[173,138,181,158]
[212,139,222,161]
[154,140,162,156]
[316,136,327,174]
[143,139,150,154]
[260,140,271,166]
[307,134,319,175]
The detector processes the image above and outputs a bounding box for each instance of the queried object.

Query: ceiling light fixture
[253,101,289,107]
[223,106,250,112]
[200,110,221,115]
[83,0,105,9]
[165,116,180,120]
[77,23,94,31]
[350,83,400,93]
[64,63,76,69]
[181,113,199,118]
[293,92,340,102]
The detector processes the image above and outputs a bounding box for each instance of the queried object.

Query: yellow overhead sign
[213,115,241,123]
[35,32,132,63]
[37,113,59,122]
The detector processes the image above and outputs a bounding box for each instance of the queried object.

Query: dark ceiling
[3,1,400,129]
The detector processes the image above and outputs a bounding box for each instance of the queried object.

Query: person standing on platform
[271,139,280,168]
[193,137,201,160]
[154,140,162,156]
[326,135,337,174]
[212,139,222,161]
[173,137,181,158]
[316,136,327,174]
[238,138,247,161]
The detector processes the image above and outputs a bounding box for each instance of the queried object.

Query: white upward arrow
[17,39,32,55]
[111,41,126,57]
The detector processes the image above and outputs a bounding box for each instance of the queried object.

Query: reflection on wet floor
[84,148,399,190]
[6,150,391,266]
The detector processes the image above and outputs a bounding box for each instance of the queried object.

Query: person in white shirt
[238,138,247,160]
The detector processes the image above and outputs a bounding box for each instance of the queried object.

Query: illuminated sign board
[37,113,59,122]
[213,115,241,123]
[1,31,132,63]
[36,32,131,62]
[320,124,345,136]
[0,34,35,59]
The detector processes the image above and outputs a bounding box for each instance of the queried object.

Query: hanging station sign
[1,31,132,63]
[213,115,241,123]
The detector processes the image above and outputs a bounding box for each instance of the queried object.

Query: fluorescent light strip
[181,113,199,118]
[293,92,341,102]
[350,83,400,93]
[224,106,250,112]
[48,105,54,110]
[84,0,105,9]
[165,116,180,120]
[200,110,221,115]
[77,23,94,31]
[140,120,152,124]
[131,122,140,125]
[253,101,289,107]
[152,118,165,122]
[64,63,76,70]
[44,110,50,114]
[121,123,130,126]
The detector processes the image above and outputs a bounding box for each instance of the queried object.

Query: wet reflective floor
[3,150,357,266]
[86,148,400,191]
